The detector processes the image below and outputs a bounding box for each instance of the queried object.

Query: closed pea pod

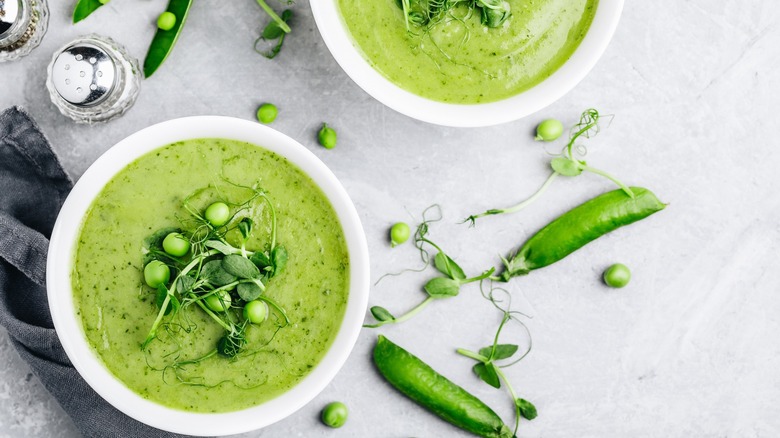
[373,336,513,438]
[501,187,665,280]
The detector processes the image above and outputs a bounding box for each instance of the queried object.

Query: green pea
[205,290,232,312]
[256,103,278,124]
[318,123,337,149]
[535,119,564,142]
[390,222,410,247]
[243,300,268,324]
[156,11,177,31]
[143,261,170,288]
[162,232,190,257]
[603,263,631,288]
[204,202,230,227]
[321,401,348,428]
[98,0,110,4]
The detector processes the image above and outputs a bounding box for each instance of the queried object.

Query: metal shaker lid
[50,42,117,106]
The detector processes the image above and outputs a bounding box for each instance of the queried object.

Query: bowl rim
[311,0,624,127]
[45,116,370,436]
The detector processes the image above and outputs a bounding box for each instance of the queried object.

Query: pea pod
[143,0,193,78]
[373,335,514,438]
[501,187,665,280]
[72,0,106,23]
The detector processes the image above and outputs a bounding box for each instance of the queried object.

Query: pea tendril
[465,109,636,226]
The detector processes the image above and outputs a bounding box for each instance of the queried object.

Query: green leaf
[250,251,272,269]
[155,286,171,315]
[271,246,288,276]
[201,260,237,286]
[237,281,264,301]
[73,0,106,23]
[205,240,235,255]
[176,275,195,294]
[423,277,461,298]
[222,255,261,279]
[433,252,466,281]
[257,9,293,59]
[473,362,501,389]
[516,398,537,420]
[370,306,395,322]
[550,157,583,177]
[478,344,519,360]
[238,218,253,240]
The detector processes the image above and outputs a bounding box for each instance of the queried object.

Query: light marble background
[1,0,779,437]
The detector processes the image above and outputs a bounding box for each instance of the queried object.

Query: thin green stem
[142,291,171,349]
[255,0,291,33]
[465,172,559,224]
[455,348,488,362]
[462,267,496,284]
[194,299,233,332]
[258,295,291,325]
[364,296,435,328]
[494,365,521,435]
[580,165,635,198]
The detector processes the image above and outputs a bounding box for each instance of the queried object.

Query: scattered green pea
[321,401,348,428]
[603,263,631,288]
[162,232,190,257]
[156,11,177,31]
[143,260,170,288]
[390,222,410,247]
[318,123,337,149]
[204,202,230,227]
[256,103,278,124]
[535,118,564,142]
[205,290,232,312]
[243,300,268,324]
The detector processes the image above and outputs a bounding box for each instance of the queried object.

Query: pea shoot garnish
[465,109,635,225]
[254,9,293,59]
[139,183,291,365]
[456,302,535,436]
[365,207,494,328]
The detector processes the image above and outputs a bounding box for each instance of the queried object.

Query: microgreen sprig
[456,305,536,435]
[365,208,493,328]
[464,109,635,225]
[140,182,290,363]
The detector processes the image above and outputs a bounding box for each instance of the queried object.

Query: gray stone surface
[1,0,779,437]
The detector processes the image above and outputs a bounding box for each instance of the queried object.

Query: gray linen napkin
[0,106,192,438]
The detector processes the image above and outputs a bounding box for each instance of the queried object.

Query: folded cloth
[0,106,192,438]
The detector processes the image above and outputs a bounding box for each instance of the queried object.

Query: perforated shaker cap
[50,42,117,106]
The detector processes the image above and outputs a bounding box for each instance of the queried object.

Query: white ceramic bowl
[311,0,624,127]
[46,116,370,436]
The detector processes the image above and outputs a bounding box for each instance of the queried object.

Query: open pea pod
[73,0,106,23]
[143,0,193,78]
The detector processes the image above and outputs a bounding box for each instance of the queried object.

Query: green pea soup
[338,0,598,103]
[71,139,350,412]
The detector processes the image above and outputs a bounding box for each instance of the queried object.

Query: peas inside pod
[157,12,177,31]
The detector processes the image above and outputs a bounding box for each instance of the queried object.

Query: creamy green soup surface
[72,139,349,412]
[338,0,598,103]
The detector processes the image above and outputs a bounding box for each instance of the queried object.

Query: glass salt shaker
[46,34,141,124]
[0,0,48,62]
